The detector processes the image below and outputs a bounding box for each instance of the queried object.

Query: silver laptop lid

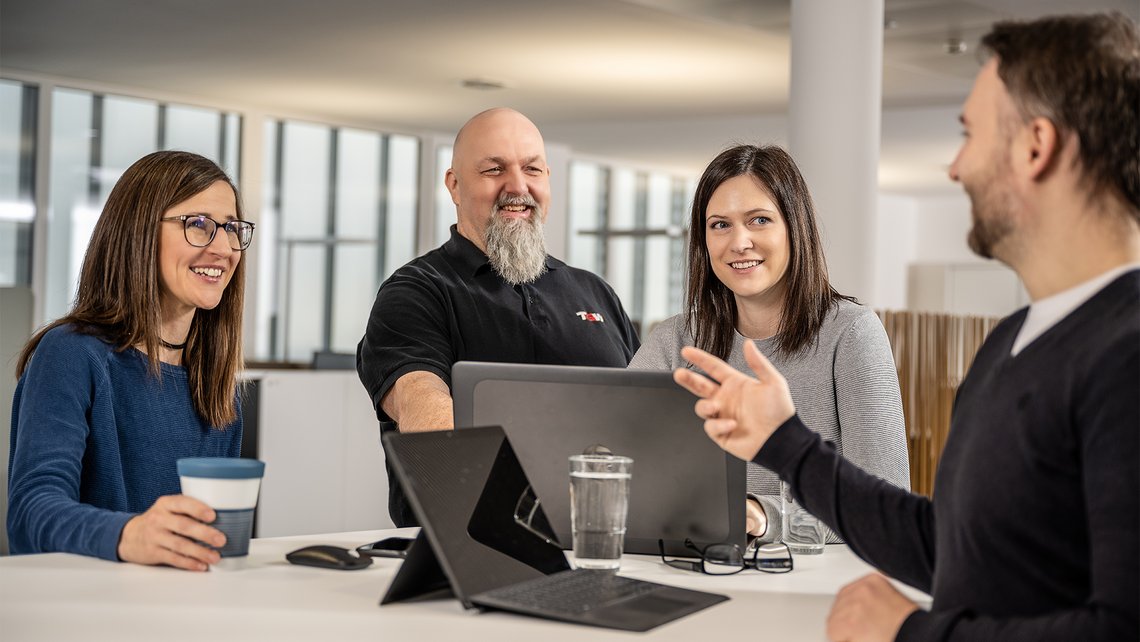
[452,361,746,556]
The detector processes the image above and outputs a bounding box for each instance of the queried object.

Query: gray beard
[485,212,548,285]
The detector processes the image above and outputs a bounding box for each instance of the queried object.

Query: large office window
[568,161,692,334]
[260,120,419,362]
[42,87,240,322]
[0,80,36,288]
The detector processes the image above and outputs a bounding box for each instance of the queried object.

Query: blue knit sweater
[7,325,242,560]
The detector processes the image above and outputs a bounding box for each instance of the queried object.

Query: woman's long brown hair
[17,150,246,428]
[684,145,854,360]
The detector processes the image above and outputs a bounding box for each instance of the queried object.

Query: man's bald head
[451,108,547,175]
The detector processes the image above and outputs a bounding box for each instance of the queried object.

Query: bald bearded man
[357,108,639,526]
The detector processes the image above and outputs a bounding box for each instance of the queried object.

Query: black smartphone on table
[356,536,414,559]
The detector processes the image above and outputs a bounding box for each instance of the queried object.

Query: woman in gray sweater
[629,144,910,543]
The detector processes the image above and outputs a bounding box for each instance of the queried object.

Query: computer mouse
[286,545,373,571]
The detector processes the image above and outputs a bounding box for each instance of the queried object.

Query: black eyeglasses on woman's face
[162,214,255,251]
[659,538,793,575]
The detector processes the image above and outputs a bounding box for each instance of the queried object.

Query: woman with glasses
[630,144,909,544]
[7,151,254,571]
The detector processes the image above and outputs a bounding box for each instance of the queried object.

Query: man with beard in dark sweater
[674,12,1138,642]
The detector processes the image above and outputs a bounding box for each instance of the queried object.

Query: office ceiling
[1,0,1135,193]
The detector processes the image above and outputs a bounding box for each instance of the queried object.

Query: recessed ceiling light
[461,78,508,91]
[945,38,968,55]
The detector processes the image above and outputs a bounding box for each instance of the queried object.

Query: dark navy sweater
[7,325,241,560]
[757,271,1139,641]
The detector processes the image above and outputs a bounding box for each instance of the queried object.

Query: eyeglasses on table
[658,538,793,575]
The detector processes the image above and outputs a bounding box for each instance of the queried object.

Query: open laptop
[380,426,728,632]
[452,361,746,556]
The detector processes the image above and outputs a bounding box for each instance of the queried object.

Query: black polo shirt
[357,226,640,525]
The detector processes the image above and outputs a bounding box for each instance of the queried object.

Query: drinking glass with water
[780,480,826,555]
[569,454,632,570]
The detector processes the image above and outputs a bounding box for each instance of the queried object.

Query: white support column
[417,133,451,256]
[545,141,572,261]
[30,81,53,328]
[789,0,883,303]
[238,110,266,360]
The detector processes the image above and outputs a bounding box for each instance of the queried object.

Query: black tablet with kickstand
[379,426,728,632]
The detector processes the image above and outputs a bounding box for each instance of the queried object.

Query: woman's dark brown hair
[17,150,246,428]
[684,144,853,360]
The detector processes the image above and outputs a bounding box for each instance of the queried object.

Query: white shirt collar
[1011,263,1140,356]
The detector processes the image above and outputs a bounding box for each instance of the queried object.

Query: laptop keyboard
[478,570,660,616]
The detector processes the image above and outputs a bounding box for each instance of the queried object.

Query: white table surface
[0,528,930,641]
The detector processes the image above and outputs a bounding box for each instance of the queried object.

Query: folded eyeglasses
[658,538,793,575]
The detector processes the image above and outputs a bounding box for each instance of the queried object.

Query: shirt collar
[441,224,563,278]
[1011,262,1140,355]
[442,225,490,277]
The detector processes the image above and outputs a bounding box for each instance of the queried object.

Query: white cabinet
[245,371,393,537]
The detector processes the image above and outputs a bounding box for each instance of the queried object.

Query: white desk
[0,529,930,641]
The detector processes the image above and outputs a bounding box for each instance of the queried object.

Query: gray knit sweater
[629,299,910,543]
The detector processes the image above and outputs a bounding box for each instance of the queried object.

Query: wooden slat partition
[876,310,1002,497]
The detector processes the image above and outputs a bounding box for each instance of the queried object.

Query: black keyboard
[478,570,660,616]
